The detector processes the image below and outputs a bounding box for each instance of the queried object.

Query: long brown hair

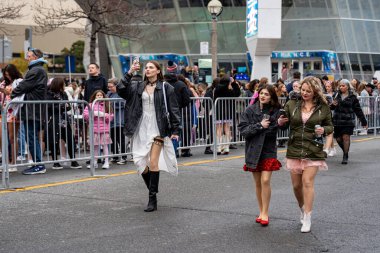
[143,60,164,82]
[89,90,113,113]
[258,85,281,109]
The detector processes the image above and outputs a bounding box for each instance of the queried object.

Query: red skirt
[243,158,282,172]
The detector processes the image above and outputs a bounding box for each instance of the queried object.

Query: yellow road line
[0,137,377,195]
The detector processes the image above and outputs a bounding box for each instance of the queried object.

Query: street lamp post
[207,0,223,80]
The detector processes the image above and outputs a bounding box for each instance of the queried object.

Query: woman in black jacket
[213,75,241,155]
[238,85,281,226]
[331,79,368,164]
[45,78,81,169]
[117,60,180,212]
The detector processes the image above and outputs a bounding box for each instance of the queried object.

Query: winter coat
[164,74,191,109]
[46,90,70,126]
[83,74,108,102]
[107,92,126,128]
[83,102,114,133]
[214,82,240,121]
[282,99,333,160]
[11,62,47,121]
[330,92,367,127]
[117,73,181,137]
[238,103,281,169]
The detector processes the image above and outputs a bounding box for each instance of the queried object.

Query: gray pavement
[1,136,380,253]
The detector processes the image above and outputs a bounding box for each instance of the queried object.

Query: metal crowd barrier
[355,96,378,136]
[2,95,380,189]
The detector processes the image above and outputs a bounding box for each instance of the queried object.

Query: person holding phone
[238,85,282,226]
[117,60,181,212]
[278,76,333,233]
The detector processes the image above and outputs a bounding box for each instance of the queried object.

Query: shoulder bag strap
[162,81,169,115]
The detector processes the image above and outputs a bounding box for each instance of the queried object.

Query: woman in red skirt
[238,85,282,226]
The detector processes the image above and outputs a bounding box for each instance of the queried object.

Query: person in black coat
[83,63,108,102]
[331,79,368,164]
[238,85,282,226]
[213,75,240,155]
[164,72,192,157]
[11,47,47,175]
[44,78,81,169]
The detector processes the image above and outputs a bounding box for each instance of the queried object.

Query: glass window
[310,0,329,18]
[303,61,311,71]
[348,0,361,18]
[233,0,246,6]
[314,61,321,70]
[178,0,189,7]
[360,54,372,72]
[189,0,205,7]
[336,0,349,18]
[360,0,374,19]
[370,0,380,20]
[161,0,174,8]
[341,20,357,52]
[219,62,232,74]
[372,54,380,71]
[352,21,370,52]
[349,54,360,71]
[325,0,339,17]
[337,53,348,71]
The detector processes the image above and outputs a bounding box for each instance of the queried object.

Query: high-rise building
[105,0,380,82]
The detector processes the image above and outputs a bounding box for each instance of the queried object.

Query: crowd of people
[1,47,378,224]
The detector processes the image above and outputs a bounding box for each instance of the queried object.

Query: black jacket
[331,92,367,127]
[238,103,280,169]
[117,74,181,137]
[11,62,47,121]
[84,74,108,102]
[46,90,70,124]
[214,82,241,121]
[164,74,191,109]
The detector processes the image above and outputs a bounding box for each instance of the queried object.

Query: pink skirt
[93,133,112,145]
[285,158,328,174]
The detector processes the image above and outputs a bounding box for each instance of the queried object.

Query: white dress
[132,91,178,175]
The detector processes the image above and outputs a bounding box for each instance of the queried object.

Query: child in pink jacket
[83,90,114,169]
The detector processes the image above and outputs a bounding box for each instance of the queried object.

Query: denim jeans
[25,120,42,163]
[18,122,26,156]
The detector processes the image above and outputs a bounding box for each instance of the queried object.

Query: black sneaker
[52,163,64,170]
[22,165,46,175]
[71,161,82,169]
[204,148,213,154]
[86,160,90,165]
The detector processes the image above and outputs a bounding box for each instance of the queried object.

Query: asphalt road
[1,136,379,253]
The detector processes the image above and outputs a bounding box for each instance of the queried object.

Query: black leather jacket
[117,73,181,137]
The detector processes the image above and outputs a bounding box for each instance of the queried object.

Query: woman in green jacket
[278,76,333,233]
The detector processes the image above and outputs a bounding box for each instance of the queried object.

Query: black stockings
[336,134,350,154]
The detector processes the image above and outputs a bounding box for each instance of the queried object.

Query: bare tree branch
[0,0,27,35]
[33,0,156,62]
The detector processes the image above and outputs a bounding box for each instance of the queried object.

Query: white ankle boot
[301,212,312,233]
[300,206,305,224]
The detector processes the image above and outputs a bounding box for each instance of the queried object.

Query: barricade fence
[1,96,379,189]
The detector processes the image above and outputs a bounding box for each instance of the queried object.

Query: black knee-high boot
[141,167,150,189]
[144,171,160,212]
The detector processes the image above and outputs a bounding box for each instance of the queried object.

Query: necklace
[147,79,157,86]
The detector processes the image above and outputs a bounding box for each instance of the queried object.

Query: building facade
[106,0,380,82]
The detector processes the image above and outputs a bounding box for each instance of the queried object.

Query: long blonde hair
[301,76,328,105]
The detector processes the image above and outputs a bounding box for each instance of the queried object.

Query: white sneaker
[301,212,312,233]
[17,155,26,161]
[87,164,97,169]
[328,147,337,157]
[0,167,17,173]
[300,206,305,224]
[102,163,110,169]
[117,159,126,165]
[358,130,368,136]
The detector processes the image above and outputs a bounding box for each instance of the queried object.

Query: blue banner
[246,0,258,38]
[65,55,76,73]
